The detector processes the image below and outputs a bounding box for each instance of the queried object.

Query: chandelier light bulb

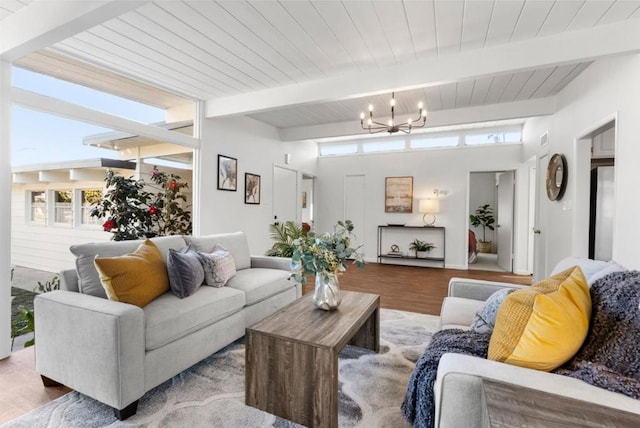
[418,101,424,109]
[422,109,427,118]
[407,119,412,125]
[390,98,395,107]
[368,118,372,125]
[360,112,365,120]
[368,104,373,112]
[388,119,393,126]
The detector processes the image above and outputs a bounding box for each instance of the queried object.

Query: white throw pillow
[197,244,236,287]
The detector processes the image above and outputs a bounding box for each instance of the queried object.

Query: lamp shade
[419,198,440,214]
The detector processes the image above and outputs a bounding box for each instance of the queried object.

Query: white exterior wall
[11,165,194,272]
[522,54,640,273]
[197,116,318,255]
[11,180,110,272]
[315,144,530,270]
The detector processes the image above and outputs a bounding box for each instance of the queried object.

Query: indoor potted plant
[290,220,365,310]
[408,239,435,258]
[470,204,495,253]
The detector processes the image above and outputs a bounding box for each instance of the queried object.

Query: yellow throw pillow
[488,266,591,371]
[94,240,169,308]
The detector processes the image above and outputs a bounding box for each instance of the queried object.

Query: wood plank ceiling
[6,0,640,130]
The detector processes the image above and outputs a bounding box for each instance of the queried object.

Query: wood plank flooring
[0,263,530,424]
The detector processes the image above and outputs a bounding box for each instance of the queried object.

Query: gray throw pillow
[167,244,205,299]
[470,288,513,334]
[198,244,236,287]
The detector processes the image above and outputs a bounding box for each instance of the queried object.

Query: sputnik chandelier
[360,92,427,134]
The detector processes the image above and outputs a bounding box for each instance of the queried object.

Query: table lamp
[419,198,439,227]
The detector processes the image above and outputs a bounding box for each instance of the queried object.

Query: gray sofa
[34,232,300,420]
[434,259,640,427]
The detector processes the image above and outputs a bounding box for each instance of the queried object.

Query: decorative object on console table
[217,154,237,191]
[385,176,413,213]
[244,173,260,204]
[290,220,365,310]
[419,198,440,226]
[408,239,436,259]
[377,225,445,268]
[470,204,495,253]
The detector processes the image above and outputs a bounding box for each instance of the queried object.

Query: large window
[80,189,102,226]
[29,191,46,223]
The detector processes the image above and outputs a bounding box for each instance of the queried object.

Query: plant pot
[478,241,492,253]
[416,251,430,259]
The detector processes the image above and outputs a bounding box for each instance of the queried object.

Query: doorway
[468,171,515,272]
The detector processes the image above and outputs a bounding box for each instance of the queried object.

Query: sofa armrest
[448,278,528,301]
[34,290,145,410]
[250,255,291,271]
[434,353,640,428]
[59,269,79,292]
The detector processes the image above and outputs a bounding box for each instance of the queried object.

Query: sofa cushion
[184,232,251,270]
[94,240,170,308]
[470,288,513,334]
[144,286,246,351]
[198,244,236,287]
[71,235,186,298]
[167,244,205,298]
[226,268,293,305]
[488,266,591,371]
[551,257,626,286]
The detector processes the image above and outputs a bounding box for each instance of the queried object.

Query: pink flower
[168,180,178,191]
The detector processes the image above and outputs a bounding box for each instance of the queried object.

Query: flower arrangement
[290,220,365,285]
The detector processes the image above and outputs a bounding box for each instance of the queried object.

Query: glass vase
[312,272,341,310]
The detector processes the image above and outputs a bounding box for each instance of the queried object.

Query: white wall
[197,116,317,255]
[315,144,528,269]
[469,172,497,246]
[522,54,640,272]
[11,180,110,272]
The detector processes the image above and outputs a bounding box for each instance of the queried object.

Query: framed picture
[385,176,413,213]
[245,173,260,204]
[218,154,237,191]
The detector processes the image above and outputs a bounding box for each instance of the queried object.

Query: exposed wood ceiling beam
[12,88,199,149]
[205,19,640,119]
[279,98,557,142]
[0,1,147,61]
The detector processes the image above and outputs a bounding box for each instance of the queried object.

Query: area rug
[3,309,439,428]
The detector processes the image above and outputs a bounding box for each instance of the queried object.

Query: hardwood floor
[303,263,531,315]
[0,263,530,424]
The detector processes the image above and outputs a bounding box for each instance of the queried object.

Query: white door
[344,175,366,255]
[273,166,298,224]
[497,171,514,272]
[533,154,548,281]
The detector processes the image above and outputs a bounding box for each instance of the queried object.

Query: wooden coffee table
[245,291,380,428]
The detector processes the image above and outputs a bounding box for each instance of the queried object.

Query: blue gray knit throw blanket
[401,270,640,428]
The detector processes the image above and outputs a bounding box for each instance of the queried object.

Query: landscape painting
[385,176,413,213]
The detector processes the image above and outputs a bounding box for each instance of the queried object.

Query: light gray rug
[4,309,439,428]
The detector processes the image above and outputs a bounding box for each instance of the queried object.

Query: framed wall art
[245,173,261,204]
[218,154,237,191]
[385,176,413,213]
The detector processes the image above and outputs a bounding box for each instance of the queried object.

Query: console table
[377,225,445,268]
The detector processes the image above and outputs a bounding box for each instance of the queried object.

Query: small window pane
[411,136,459,149]
[503,131,522,142]
[81,190,102,225]
[30,191,46,223]
[319,144,358,156]
[465,132,503,145]
[362,139,405,153]
[54,190,73,224]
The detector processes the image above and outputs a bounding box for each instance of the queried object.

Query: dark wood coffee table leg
[349,306,379,352]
